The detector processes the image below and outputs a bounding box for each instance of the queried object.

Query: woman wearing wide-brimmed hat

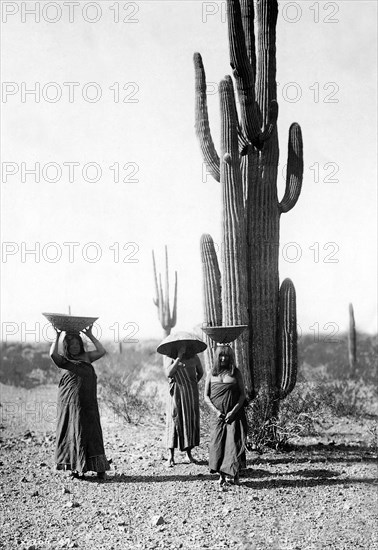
[157,331,206,467]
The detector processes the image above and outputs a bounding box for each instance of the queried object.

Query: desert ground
[1,338,377,550]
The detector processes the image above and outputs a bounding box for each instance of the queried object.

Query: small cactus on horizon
[152,246,177,337]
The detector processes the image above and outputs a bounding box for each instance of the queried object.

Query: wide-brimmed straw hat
[156,331,207,359]
[42,312,98,333]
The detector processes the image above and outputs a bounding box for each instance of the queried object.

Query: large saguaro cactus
[196,0,303,405]
[152,246,177,337]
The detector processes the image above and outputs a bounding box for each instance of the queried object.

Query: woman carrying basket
[204,344,247,487]
[50,326,110,480]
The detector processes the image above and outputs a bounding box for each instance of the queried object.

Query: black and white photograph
[1,0,377,548]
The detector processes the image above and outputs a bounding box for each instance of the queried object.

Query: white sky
[1,0,377,345]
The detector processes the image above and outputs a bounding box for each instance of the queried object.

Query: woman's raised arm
[50,328,65,367]
[82,325,106,362]
[164,346,185,378]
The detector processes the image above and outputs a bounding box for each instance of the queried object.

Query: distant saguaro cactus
[348,303,357,374]
[196,0,302,408]
[152,246,178,337]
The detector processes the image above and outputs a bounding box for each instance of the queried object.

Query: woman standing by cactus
[204,344,247,487]
[50,326,110,480]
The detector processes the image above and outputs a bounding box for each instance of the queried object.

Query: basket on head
[157,331,207,359]
[201,325,248,344]
[42,312,98,333]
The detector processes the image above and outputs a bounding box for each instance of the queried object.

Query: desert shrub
[315,378,377,418]
[99,373,160,424]
[245,377,378,453]
[245,384,321,453]
[97,344,166,424]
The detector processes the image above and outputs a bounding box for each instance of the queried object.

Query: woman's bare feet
[167,449,175,467]
[186,449,198,464]
[218,473,227,490]
[70,471,85,480]
[233,473,240,485]
[225,473,240,485]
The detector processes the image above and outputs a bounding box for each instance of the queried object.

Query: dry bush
[245,376,378,453]
[99,373,159,424]
[97,344,165,424]
[245,384,321,453]
[315,378,377,418]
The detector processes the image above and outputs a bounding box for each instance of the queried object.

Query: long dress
[165,356,201,451]
[55,357,110,474]
[208,377,247,477]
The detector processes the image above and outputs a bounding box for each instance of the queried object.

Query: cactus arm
[152,250,159,307]
[279,123,303,214]
[227,0,262,146]
[219,77,247,325]
[171,271,178,328]
[164,245,171,323]
[228,0,278,150]
[255,0,278,124]
[348,303,357,372]
[224,74,250,157]
[258,99,279,145]
[238,127,250,156]
[157,273,164,326]
[200,234,222,327]
[200,234,222,371]
[277,278,298,398]
[194,52,220,182]
[254,0,279,151]
[240,0,256,73]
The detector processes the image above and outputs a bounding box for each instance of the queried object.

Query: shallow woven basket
[42,312,98,333]
[201,325,248,344]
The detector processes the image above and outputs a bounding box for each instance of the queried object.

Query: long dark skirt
[166,360,200,451]
[55,359,110,474]
[208,380,247,477]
